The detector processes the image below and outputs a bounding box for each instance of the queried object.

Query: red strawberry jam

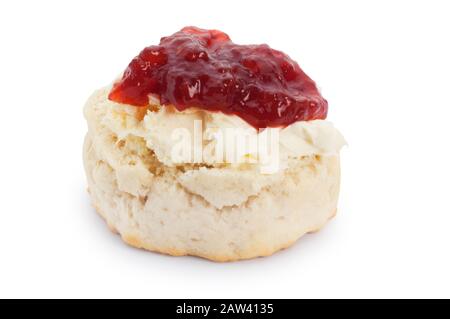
[109,27,327,129]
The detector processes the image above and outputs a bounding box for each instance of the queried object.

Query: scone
[83,27,346,261]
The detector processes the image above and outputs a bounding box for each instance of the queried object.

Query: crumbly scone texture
[83,89,341,262]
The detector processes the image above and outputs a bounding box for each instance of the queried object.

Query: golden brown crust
[92,202,338,262]
[306,208,337,234]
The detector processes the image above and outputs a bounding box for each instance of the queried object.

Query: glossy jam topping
[109,27,327,128]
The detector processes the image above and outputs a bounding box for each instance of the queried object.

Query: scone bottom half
[83,27,344,262]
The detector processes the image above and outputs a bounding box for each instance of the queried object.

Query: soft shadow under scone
[83,88,341,262]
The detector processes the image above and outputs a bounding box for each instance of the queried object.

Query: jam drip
[109,27,327,129]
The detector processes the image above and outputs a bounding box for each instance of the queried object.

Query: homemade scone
[83,27,346,261]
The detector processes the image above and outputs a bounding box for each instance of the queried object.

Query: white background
[0,0,449,298]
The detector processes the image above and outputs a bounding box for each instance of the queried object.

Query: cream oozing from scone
[102,89,345,160]
[88,86,345,209]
